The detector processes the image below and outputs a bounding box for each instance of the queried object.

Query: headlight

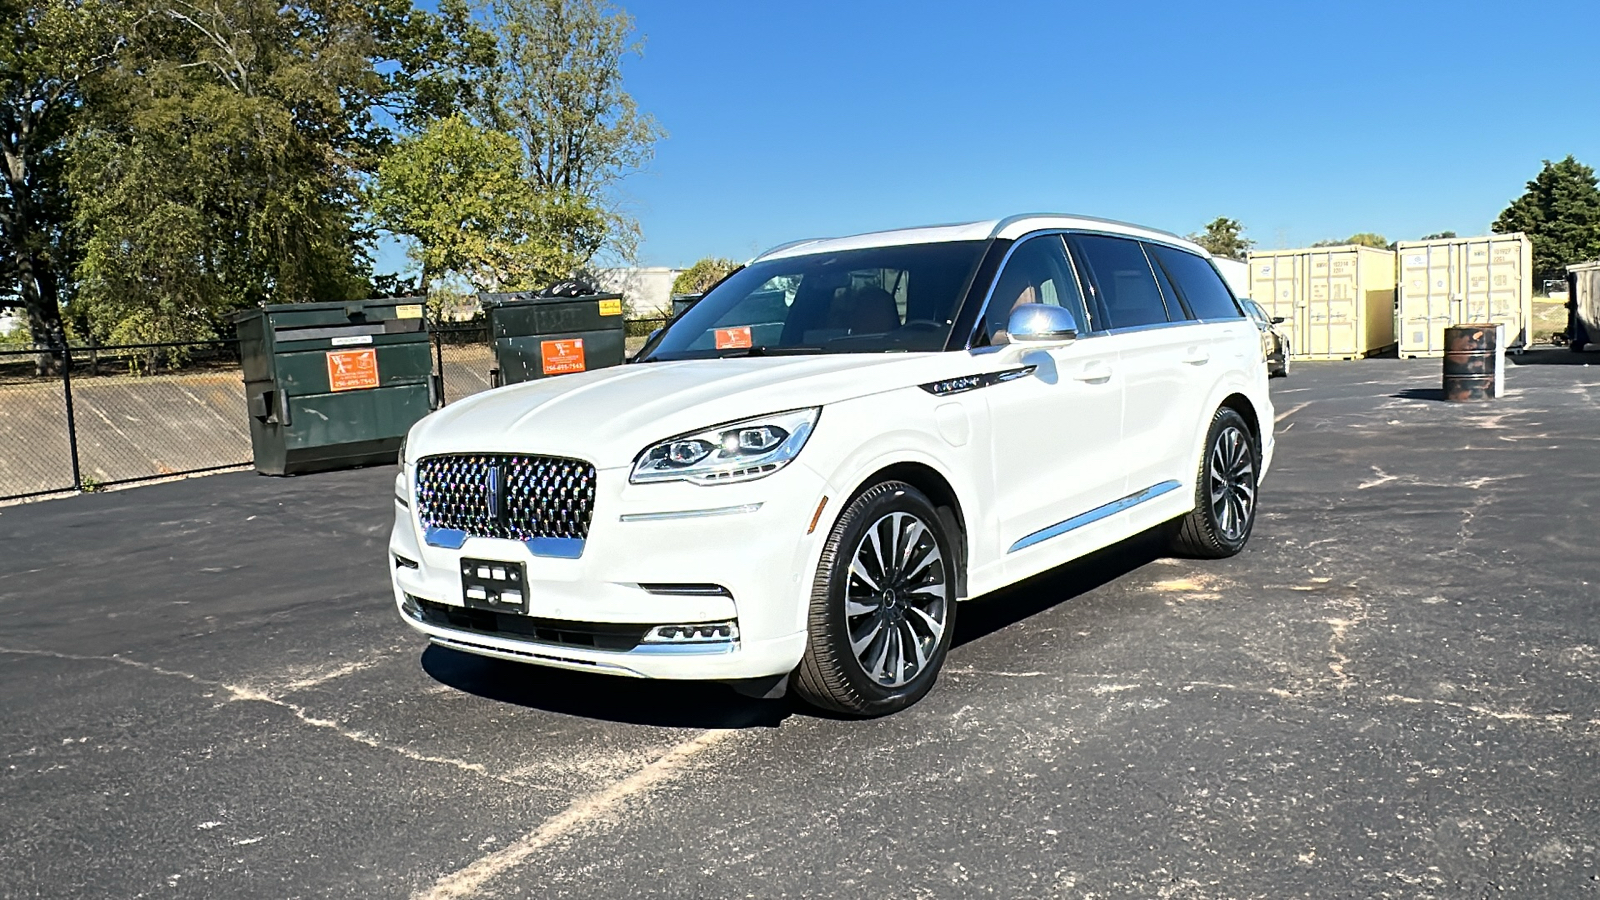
[631,408,820,485]
[397,433,408,468]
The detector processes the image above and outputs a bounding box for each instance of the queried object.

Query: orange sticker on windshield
[541,338,586,374]
[326,349,379,391]
[715,326,753,350]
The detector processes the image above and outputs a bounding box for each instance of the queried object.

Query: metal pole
[51,328,83,492]
[432,329,446,407]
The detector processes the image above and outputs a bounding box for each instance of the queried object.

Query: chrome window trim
[965,229,1217,349]
[964,230,1098,350]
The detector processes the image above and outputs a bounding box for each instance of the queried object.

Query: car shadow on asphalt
[420,643,792,729]
[1509,349,1599,365]
[952,529,1168,649]
[419,530,1169,727]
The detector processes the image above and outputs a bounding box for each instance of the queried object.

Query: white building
[594,267,685,317]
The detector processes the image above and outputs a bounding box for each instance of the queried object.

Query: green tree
[0,0,119,357]
[1493,156,1600,283]
[372,115,542,291]
[66,0,480,344]
[1189,217,1253,260]
[1420,231,1457,240]
[1312,233,1389,249]
[671,257,739,295]
[478,0,664,270]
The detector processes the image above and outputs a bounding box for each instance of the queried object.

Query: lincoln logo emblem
[486,463,504,523]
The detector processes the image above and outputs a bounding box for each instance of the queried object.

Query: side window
[980,234,1087,344]
[1146,245,1193,320]
[1069,235,1172,329]
[1150,245,1245,320]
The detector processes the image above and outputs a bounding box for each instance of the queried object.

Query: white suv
[389,215,1274,716]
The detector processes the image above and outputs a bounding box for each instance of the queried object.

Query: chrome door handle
[1072,363,1112,383]
[1181,349,1210,365]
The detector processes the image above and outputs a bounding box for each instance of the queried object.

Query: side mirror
[1006,303,1078,344]
[1271,316,1285,325]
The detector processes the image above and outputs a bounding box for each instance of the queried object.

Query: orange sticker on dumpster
[715,326,753,350]
[541,338,586,374]
[326,348,379,391]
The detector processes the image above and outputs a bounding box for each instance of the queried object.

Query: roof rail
[990,212,1191,244]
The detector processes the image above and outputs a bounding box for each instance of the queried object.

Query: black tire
[1270,341,1291,378]
[792,481,957,717]
[1167,407,1258,559]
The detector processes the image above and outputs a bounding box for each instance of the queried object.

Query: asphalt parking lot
[4,352,1600,899]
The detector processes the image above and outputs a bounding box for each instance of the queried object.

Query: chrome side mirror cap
[1006,303,1078,344]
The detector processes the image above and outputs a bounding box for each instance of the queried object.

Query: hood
[409,353,958,468]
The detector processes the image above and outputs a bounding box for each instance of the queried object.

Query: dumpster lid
[233,297,429,323]
[480,290,623,308]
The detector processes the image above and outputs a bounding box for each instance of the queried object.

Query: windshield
[640,241,987,360]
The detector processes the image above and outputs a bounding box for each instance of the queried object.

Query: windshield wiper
[717,346,822,358]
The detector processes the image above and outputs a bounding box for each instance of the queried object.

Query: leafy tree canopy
[65,0,480,343]
[0,0,123,354]
[1188,217,1253,260]
[1312,233,1390,249]
[1420,231,1457,240]
[1493,155,1600,283]
[369,0,663,293]
[671,257,739,295]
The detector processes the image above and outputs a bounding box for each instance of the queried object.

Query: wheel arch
[843,461,970,599]
[1218,391,1261,447]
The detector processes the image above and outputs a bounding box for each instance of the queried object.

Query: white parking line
[412,728,740,900]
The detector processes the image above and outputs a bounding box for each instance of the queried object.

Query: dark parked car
[1243,298,1290,378]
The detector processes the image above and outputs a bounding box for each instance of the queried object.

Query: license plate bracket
[459,557,528,615]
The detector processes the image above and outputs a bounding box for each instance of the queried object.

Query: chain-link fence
[431,325,495,405]
[2,315,677,502]
[1,340,252,500]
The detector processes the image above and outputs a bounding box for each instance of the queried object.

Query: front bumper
[388,463,827,681]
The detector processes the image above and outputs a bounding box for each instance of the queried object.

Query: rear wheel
[1167,407,1258,558]
[793,481,956,716]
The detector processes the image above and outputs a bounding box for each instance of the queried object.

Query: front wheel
[792,481,957,716]
[1167,407,1259,558]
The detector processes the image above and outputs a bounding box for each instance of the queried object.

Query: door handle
[1181,348,1210,365]
[1072,362,1112,383]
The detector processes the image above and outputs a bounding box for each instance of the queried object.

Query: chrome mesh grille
[414,454,596,541]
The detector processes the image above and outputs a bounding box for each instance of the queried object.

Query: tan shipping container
[1245,246,1396,360]
[1568,260,1600,350]
[1394,233,1532,357]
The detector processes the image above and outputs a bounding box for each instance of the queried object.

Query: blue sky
[379,0,1600,273]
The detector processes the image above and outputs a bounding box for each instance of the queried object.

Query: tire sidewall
[814,482,956,713]
[1199,408,1259,554]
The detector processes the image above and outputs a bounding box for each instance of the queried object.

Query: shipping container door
[1304,252,1359,357]
[1483,239,1526,346]
[1251,256,1302,356]
[1398,243,1454,356]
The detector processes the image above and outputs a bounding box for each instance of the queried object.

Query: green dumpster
[480,290,627,386]
[235,299,436,475]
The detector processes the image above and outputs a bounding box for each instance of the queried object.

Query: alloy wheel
[843,511,948,688]
[1208,425,1256,542]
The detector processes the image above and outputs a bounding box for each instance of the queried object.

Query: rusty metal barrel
[1443,324,1498,402]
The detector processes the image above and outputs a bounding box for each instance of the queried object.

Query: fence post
[432,329,446,407]
[48,329,83,492]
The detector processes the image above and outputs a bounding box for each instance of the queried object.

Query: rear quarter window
[1150,245,1244,320]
